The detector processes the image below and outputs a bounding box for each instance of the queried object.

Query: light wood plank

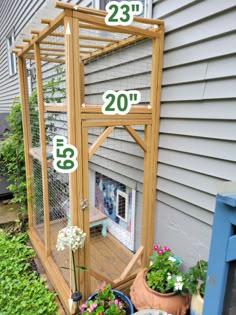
[83,119,151,127]
[89,126,114,159]
[114,245,144,282]
[81,113,151,120]
[24,54,65,64]
[17,57,34,229]
[73,11,159,38]
[147,27,165,258]
[81,105,152,114]
[124,126,147,152]
[34,42,51,257]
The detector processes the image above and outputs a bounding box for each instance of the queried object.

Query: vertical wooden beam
[146,27,164,259]
[141,124,152,267]
[34,42,51,256]
[80,61,85,104]
[81,127,90,298]
[64,15,86,297]
[18,57,34,229]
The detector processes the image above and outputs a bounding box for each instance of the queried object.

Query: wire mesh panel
[87,126,145,291]
[84,38,152,106]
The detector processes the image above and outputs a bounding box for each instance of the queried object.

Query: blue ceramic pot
[87,289,134,314]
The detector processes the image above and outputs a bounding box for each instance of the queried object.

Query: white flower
[168,257,176,262]
[174,282,183,291]
[176,276,182,282]
[167,274,172,281]
[56,226,86,252]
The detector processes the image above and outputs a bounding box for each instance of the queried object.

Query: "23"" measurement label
[105,1,143,26]
[53,136,78,173]
[102,90,141,115]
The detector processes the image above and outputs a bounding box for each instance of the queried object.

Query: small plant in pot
[80,282,134,314]
[184,260,208,315]
[130,245,190,315]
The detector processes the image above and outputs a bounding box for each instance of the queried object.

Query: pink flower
[164,246,170,251]
[153,244,159,250]
[158,249,163,254]
[79,303,86,311]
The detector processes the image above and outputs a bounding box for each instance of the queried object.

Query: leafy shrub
[0,231,59,315]
[184,260,208,297]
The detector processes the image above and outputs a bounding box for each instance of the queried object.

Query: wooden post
[34,42,51,256]
[146,28,165,259]
[141,124,152,267]
[17,57,34,229]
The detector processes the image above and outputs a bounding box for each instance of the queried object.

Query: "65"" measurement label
[102,90,141,115]
[105,1,143,26]
[53,136,78,173]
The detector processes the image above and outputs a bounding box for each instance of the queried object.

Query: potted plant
[130,244,190,315]
[80,282,134,314]
[184,260,208,315]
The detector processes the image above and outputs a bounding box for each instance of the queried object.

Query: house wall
[0,0,46,116]
[153,0,236,267]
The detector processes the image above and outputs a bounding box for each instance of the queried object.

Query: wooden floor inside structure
[34,218,140,292]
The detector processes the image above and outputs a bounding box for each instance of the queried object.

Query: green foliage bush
[0,98,27,214]
[0,71,65,217]
[0,231,59,315]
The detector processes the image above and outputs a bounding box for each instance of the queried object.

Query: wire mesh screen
[87,126,144,291]
[39,25,71,285]
[83,37,152,106]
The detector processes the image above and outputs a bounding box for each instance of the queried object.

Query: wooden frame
[17,3,164,314]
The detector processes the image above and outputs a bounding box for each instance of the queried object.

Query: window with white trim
[94,0,152,18]
[116,190,128,222]
[6,31,17,76]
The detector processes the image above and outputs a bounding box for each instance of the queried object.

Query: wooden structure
[16,2,164,314]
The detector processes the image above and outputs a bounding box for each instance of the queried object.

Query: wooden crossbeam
[80,43,104,49]
[41,51,65,56]
[124,126,147,152]
[88,126,114,159]
[23,38,32,43]
[74,11,159,38]
[31,29,41,34]
[41,18,52,24]
[55,1,164,26]
[41,40,64,46]
[24,54,65,64]
[40,47,64,52]
[51,32,120,43]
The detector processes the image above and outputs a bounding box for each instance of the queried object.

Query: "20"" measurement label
[53,136,78,173]
[105,1,143,26]
[102,90,141,115]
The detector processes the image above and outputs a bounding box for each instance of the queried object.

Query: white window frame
[116,189,128,222]
[6,30,17,76]
[94,0,152,18]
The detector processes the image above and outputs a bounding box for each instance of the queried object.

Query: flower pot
[190,293,203,315]
[87,289,134,314]
[130,269,190,315]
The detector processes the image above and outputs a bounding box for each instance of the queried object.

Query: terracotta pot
[130,269,190,315]
[190,293,203,315]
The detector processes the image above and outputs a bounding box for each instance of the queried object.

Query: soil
[0,198,18,225]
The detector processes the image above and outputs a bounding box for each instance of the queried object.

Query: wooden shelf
[44,103,67,112]
[29,146,53,166]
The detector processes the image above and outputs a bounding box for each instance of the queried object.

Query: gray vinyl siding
[0,0,47,114]
[153,0,236,267]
